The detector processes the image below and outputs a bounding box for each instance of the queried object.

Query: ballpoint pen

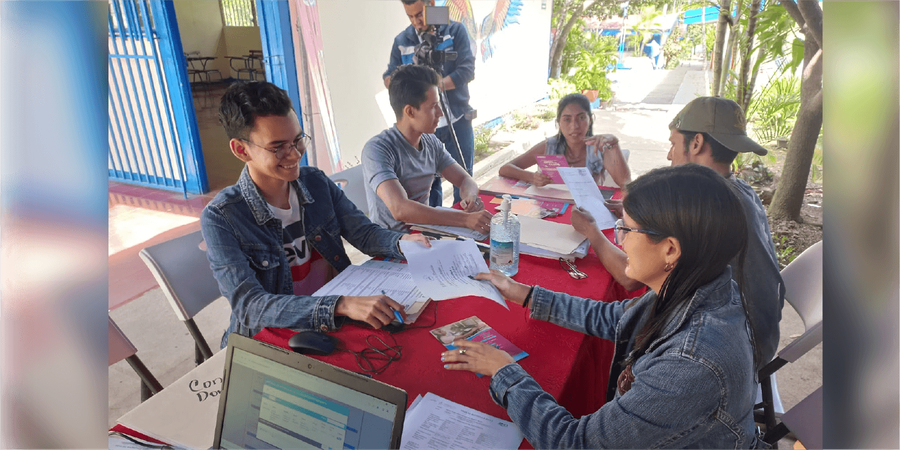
[382,290,404,324]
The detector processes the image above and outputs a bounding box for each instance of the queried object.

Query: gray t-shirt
[362,125,456,231]
[730,176,786,369]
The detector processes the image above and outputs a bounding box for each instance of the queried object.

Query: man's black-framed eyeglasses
[614,218,661,245]
[244,133,310,159]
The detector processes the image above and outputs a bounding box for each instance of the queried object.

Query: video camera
[413,5,456,72]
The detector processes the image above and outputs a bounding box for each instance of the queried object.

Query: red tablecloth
[254,193,645,447]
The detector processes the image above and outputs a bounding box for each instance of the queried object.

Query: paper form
[400,392,524,449]
[399,239,506,309]
[410,207,489,241]
[313,260,428,309]
[558,167,618,230]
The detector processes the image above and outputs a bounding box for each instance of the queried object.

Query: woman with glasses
[498,93,631,188]
[445,164,762,448]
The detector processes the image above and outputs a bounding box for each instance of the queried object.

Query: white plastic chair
[757,240,823,443]
[598,148,630,188]
[139,230,223,366]
[109,316,163,401]
[329,164,369,215]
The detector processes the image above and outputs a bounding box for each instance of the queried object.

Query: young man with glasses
[571,97,785,369]
[201,81,430,348]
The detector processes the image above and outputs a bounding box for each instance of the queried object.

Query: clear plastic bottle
[490,194,520,276]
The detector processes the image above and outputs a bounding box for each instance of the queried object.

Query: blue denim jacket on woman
[489,268,761,449]
[201,166,404,348]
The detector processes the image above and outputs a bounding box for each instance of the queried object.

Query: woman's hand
[585,133,620,156]
[532,170,553,187]
[335,295,405,329]
[441,340,515,377]
[400,233,432,248]
[570,206,598,237]
[473,269,531,305]
[604,199,624,219]
[460,195,485,212]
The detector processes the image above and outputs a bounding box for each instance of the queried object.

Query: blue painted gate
[107,0,207,195]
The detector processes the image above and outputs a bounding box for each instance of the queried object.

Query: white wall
[316,0,552,168]
[173,1,223,57]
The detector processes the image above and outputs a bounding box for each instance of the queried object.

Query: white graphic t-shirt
[267,187,333,295]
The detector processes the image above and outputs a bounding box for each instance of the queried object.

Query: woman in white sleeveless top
[499,93,631,187]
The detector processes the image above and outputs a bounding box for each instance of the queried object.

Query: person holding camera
[383,0,476,207]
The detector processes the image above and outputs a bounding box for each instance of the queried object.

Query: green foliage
[732,151,775,185]
[750,4,804,76]
[548,77,577,100]
[746,76,801,144]
[662,26,692,70]
[810,133,823,184]
[474,126,498,160]
[773,235,798,269]
[508,111,542,130]
[560,18,588,77]
[566,34,618,101]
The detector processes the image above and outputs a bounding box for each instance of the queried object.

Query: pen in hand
[382,290,404,324]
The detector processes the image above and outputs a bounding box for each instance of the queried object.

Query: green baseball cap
[669,97,767,156]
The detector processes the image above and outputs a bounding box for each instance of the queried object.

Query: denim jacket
[201,166,404,348]
[489,268,760,449]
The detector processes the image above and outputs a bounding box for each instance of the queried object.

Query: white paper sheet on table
[399,239,506,309]
[558,167,618,230]
[523,183,574,201]
[313,260,428,309]
[401,392,524,450]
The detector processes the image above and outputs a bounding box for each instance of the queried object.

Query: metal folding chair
[756,241,823,445]
[109,316,163,402]
[139,230,223,366]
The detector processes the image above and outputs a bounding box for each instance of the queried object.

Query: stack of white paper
[401,393,524,449]
[313,260,431,323]
[518,215,587,256]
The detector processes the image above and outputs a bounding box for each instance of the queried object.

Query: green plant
[663,26,692,70]
[810,132,823,183]
[566,34,617,100]
[733,151,774,185]
[773,235,798,269]
[474,126,499,161]
[548,77,577,100]
[746,75,801,144]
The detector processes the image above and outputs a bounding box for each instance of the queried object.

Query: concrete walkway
[109,58,820,449]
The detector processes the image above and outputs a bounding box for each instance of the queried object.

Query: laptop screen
[217,347,400,450]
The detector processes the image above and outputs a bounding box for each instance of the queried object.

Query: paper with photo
[558,166,617,230]
[399,239,506,309]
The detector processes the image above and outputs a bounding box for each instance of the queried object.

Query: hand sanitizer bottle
[490,194,520,276]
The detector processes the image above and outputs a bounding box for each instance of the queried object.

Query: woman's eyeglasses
[614,218,661,245]
[244,133,311,159]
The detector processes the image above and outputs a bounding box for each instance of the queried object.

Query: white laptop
[212,333,407,449]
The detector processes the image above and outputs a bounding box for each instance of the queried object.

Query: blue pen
[382,290,404,324]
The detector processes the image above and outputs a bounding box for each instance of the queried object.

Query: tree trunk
[548,1,572,78]
[743,43,764,112]
[768,41,822,221]
[738,0,761,110]
[720,0,744,95]
[711,0,732,96]
[549,2,586,79]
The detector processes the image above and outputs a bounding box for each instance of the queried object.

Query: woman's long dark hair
[553,93,594,153]
[622,164,753,366]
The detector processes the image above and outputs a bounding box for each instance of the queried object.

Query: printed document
[401,392,524,449]
[399,239,506,309]
[313,260,431,323]
[558,167,617,230]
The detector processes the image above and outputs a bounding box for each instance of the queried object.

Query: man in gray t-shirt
[362,65,491,232]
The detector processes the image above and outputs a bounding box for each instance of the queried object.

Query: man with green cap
[571,96,785,370]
